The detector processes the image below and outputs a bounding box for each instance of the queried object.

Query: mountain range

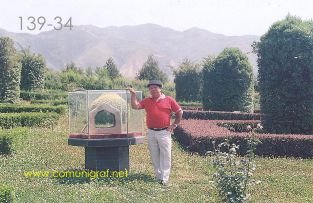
[0,24,259,78]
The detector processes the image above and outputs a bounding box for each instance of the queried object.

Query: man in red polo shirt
[129,80,183,186]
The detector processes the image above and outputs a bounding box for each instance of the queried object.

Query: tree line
[1,15,313,134]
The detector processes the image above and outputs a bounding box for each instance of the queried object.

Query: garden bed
[182,110,260,120]
[173,119,313,158]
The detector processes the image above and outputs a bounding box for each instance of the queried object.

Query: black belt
[149,127,167,131]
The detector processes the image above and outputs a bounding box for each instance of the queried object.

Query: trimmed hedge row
[182,110,260,120]
[31,99,68,106]
[0,112,60,129]
[173,119,313,158]
[20,90,67,101]
[0,184,14,203]
[178,101,202,106]
[0,104,66,114]
[0,128,28,155]
[217,121,261,132]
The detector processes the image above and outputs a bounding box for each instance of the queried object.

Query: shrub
[255,15,313,134]
[0,103,66,114]
[174,59,202,102]
[217,122,260,132]
[202,48,254,112]
[0,184,14,203]
[20,50,46,91]
[20,90,67,101]
[30,99,68,106]
[182,110,260,120]
[173,119,313,158]
[0,135,12,155]
[0,127,28,155]
[0,112,60,129]
[0,37,22,103]
[211,138,259,203]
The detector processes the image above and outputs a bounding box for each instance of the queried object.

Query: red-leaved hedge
[173,119,313,158]
[182,110,260,120]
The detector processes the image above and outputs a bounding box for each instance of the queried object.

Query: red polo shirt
[138,94,181,128]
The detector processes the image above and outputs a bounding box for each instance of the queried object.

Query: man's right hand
[127,87,136,95]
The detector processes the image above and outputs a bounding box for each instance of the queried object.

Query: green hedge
[0,112,60,129]
[0,104,66,114]
[178,101,202,106]
[20,90,67,101]
[0,128,28,155]
[0,184,14,202]
[31,99,67,106]
[217,122,261,132]
[182,110,260,120]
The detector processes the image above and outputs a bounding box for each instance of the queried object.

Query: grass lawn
[1,115,313,202]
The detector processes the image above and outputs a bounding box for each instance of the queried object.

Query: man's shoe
[161,180,170,187]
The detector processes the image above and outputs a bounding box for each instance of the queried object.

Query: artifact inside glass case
[68,90,144,139]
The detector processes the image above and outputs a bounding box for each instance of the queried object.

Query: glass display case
[68,90,144,139]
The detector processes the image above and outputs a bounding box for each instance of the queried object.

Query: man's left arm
[167,97,183,132]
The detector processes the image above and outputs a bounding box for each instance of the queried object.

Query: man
[128,80,183,186]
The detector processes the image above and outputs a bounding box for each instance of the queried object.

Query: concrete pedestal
[68,136,145,171]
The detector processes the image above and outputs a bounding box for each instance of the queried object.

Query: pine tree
[137,55,168,83]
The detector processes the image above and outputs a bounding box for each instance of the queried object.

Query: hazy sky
[1,0,313,36]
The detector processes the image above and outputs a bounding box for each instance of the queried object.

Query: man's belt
[148,127,167,131]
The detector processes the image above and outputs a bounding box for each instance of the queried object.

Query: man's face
[148,85,161,97]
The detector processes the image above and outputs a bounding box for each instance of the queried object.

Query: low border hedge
[0,104,66,114]
[173,119,313,158]
[182,110,260,120]
[20,90,67,101]
[31,100,67,106]
[0,128,28,155]
[0,112,60,129]
[0,184,14,203]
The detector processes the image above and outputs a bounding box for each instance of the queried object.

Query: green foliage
[0,37,22,103]
[174,58,202,102]
[178,101,202,107]
[60,69,84,91]
[254,15,313,134]
[0,135,12,155]
[0,103,66,114]
[20,90,67,101]
[202,48,254,112]
[44,69,63,90]
[217,122,261,133]
[211,137,259,203]
[137,55,168,83]
[20,50,46,91]
[202,56,215,110]
[105,57,121,79]
[0,184,14,202]
[0,127,28,155]
[0,112,60,129]
[30,99,67,106]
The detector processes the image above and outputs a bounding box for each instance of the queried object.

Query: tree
[44,69,62,90]
[0,37,21,103]
[20,50,46,90]
[202,56,215,109]
[174,58,202,102]
[64,62,84,74]
[105,57,120,79]
[202,48,254,112]
[254,15,313,134]
[137,55,168,83]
